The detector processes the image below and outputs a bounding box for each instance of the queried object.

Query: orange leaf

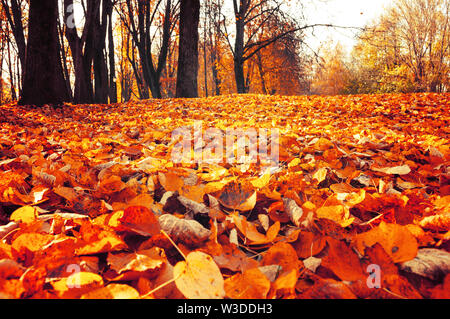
[231,214,280,245]
[116,206,160,237]
[321,238,365,281]
[353,221,418,263]
[224,267,271,299]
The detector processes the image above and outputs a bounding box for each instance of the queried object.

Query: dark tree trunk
[233,1,246,94]
[19,0,70,106]
[64,0,94,104]
[108,1,117,103]
[93,0,110,104]
[57,17,73,100]
[256,51,268,94]
[176,0,200,98]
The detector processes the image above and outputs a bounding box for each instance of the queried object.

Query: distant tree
[117,0,176,99]
[350,0,449,93]
[311,42,351,95]
[176,0,200,98]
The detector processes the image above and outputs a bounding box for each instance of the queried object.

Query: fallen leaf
[316,205,355,227]
[371,164,411,175]
[321,238,365,281]
[353,222,418,263]
[231,214,280,245]
[399,248,450,281]
[218,181,257,211]
[159,214,211,246]
[81,284,140,299]
[224,267,271,299]
[116,206,160,237]
[10,206,38,224]
[107,247,166,280]
[282,197,303,227]
[174,251,225,299]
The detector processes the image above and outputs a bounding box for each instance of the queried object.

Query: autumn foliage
[0,92,449,299]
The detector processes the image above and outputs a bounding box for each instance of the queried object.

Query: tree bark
[108,1,117,103]
[19,0,70,106]
[176,0,200,98]
[64,0,94,104]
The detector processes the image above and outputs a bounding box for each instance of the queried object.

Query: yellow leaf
[316,205,354,227]
[250,170,272,189]
[10,206,38,224]
[174,251,225,299]
[81,284,140,299]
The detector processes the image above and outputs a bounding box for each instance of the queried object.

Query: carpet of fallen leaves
[0,92,449,299]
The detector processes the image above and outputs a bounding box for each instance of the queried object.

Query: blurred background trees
[0,0,448,105]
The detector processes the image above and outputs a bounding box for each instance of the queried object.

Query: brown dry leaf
[271,268,298,298]
[149,261,183,299]
[174,251,225,299]
[399,248,450,281]
[353,221,418,263]
[159,214,211,246]
[430,274,450,299]
[282,197,303,227]
[224,267,271,299]
[98,175,126,194]
[218,180,257,211]
[312,167,328,183]
[53,186,78,202]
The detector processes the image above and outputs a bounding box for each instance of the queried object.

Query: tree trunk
[234,18,246,94]
[93,0,110,104]
[64,0,94,104]
[6,38,16,101]
[256,51,268,94]
[108,2,117,104]
[19,0,70,106]
[176,0,200,98]
[57,17,73,100]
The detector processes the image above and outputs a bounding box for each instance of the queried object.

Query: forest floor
[0,92,449,299]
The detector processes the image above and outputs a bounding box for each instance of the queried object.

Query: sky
[301,0,395,54]
[69,0,395,55]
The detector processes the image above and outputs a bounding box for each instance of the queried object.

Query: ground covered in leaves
[0,93,449,299]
